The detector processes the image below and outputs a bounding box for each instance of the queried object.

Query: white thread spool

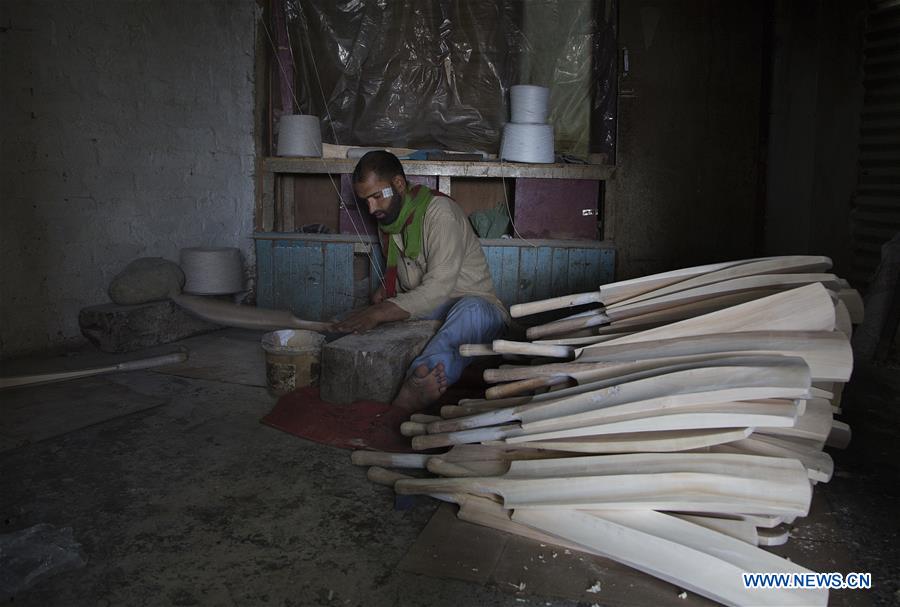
[180,247,244,295]
[277,114,322,157]
[500,123,555,164]
[510,85,550,124]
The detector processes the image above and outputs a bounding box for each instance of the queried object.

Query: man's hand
[332,301,410,334]
[371,285,386,304]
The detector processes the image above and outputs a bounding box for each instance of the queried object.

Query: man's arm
[332,300,410,334]
[334,200,465,332]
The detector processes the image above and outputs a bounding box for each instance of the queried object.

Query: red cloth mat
[261,386,413,452]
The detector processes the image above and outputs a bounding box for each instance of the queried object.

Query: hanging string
[499,159,539,248]
[261,15,386,289]
[281,16,386,288]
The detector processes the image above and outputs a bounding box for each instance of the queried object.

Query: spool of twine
[277,114,323,157]
[510,85,550,124]
[180,247,244,295]
[500,123,555,164]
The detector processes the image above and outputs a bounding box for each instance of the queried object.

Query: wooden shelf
[253,232,615,249]
[263,157,615,180]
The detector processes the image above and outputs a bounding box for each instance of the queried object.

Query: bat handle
[485,375,573,399]
[492,340,574,359]
[400,421,428,437]
[366,466,411,486]
[510,291,602,317]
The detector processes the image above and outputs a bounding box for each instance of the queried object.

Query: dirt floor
[1,329,898,606]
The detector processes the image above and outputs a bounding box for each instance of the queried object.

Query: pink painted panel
[514,178,600,240]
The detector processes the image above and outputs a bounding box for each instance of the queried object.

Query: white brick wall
[0,0,258,357]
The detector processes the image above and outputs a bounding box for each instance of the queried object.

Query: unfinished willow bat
[509,255,831,318]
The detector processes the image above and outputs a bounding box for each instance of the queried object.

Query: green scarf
[379,185,432,297]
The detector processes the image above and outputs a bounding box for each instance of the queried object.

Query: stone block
[320,320,440,404]
[79,300,222,353]
[108,257,185,305]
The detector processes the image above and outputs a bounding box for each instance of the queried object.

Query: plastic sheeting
[286,0,617,159]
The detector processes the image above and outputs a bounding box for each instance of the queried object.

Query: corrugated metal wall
[850,0,900,285]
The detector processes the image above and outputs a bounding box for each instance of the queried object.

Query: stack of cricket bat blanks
[352,256,861,607]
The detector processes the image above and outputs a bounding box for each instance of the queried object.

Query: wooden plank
[479,238,615,249]
[450,178,508,216]
[517,246,537,304]
[260,170,275,232]
[437,174,452,196]
[483,246,504,304]
[255,232,378,244]
[263,157,615,180]
[581,249,600,292]
[253,232,616,250]
[295,242,324,320]
[272,243,291,310]
[323,242,354,320]
[567,249,589,293]
[499,246,519,306]
[255,239,274,308]
[551,248,569,299]
[534,247,554,300]
[280,175,296,231]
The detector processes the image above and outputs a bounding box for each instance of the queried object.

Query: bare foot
[392,363,448,413]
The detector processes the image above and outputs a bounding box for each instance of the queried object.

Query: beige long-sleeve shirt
[385,194,508,321]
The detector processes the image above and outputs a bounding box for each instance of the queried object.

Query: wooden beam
[263,157,615,180]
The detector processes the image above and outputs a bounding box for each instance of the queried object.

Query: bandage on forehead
[381,187,393,198]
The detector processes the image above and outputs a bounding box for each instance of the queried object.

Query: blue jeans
[410,296,506,385]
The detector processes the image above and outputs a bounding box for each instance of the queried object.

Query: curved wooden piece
[429,358,810,435]
[511,427,752,454]
[509,259,754,317]
[0,351,188,390]
[512,509,826,606]
[607,256,832,308]
[172,293,332,332]
[594,284,836,347]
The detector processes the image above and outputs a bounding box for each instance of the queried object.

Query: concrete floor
[1,329,898,606]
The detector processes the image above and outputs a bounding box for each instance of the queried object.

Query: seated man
[333,151,508,412]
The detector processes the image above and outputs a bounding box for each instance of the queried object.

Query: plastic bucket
[261,329,326,395]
